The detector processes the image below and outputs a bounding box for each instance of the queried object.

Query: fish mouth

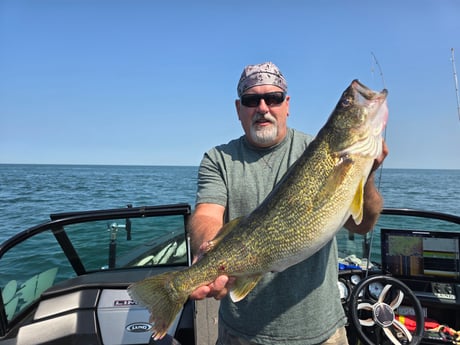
[352,79,388,135]
[336,80,388,159]
[352,79,388,100]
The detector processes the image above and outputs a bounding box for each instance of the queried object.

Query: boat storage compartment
[96,289,181,345]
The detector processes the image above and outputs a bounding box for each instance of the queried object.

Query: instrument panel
[338,269,366,303]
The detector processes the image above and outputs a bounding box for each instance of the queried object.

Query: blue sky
[1,0,459,169]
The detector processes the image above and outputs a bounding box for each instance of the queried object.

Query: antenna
[451,48,460,121]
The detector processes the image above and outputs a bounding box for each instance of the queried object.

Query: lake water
[0,165,459,244]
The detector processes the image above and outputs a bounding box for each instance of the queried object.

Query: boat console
[381,228,460,303]
[338,209,460,345]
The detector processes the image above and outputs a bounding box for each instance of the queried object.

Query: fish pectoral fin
[206,217,243,251]
[313,157,353,211]
[229,274,263,303]
[349,177,365,225]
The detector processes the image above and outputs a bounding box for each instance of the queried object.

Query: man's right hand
[189,275,234,300]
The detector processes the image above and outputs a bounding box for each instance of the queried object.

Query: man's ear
[235,99,242,121]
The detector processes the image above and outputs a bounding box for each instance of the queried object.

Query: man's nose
[256,98,269,113]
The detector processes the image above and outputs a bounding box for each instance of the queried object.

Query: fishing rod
[370,52,387,190]
[451,48,460,121]
[361,52,387,277]
[371,52,387,90]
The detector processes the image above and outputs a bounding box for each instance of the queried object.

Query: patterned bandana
[237,62,288,97]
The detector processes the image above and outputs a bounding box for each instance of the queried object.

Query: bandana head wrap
[237,62,288,97]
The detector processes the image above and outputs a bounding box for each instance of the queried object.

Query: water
[377,169,460,214]
[0,165,459,312]
[0,165,459,243]
[0,164,199,242]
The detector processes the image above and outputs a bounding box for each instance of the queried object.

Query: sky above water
[1,0,459,169]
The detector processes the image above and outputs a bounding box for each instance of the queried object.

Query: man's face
[235,85,290,148]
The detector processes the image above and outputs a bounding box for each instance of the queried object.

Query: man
[189,62,388,345]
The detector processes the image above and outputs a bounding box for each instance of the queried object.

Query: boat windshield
[0,204,191,323]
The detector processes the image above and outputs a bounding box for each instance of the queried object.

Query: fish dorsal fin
[350,177,365,225]
[205,217,242,252]
[229,274,263,302]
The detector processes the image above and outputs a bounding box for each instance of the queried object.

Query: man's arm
[189,203,225,256]
[188,203,233,300]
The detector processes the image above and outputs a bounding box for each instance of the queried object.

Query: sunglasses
[240,92,286,107]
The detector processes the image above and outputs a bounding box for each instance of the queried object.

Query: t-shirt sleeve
[195,150,228,207]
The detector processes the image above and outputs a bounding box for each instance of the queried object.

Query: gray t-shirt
[195,128,347,345]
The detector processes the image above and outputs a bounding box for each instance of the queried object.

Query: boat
[0,203,459,345]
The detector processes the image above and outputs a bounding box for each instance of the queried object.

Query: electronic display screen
[381,229,460,282]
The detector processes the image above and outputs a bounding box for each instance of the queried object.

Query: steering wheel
[349,275,424,345]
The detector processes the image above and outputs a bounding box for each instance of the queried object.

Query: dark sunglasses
[240,92,286,107]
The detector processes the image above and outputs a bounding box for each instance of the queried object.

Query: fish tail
[128,271,187,340]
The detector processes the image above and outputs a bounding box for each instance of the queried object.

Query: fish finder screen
[381,229,460,281]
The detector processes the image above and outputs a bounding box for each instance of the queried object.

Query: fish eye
[341,97,352,107]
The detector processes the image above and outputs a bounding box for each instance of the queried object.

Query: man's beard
[249,113,278,146]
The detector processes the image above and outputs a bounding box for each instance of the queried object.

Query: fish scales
[128,79,388,339]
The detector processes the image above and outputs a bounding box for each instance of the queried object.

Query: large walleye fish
[128,79,388,339]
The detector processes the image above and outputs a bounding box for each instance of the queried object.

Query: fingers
[189,275,234,301]
[205,275,230,300]
[192,241,214,264]
[190,240,235,301]
[192,255,201,264]
[371,140,389,172]
[378,140,389,164]
[189,285,211,300]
